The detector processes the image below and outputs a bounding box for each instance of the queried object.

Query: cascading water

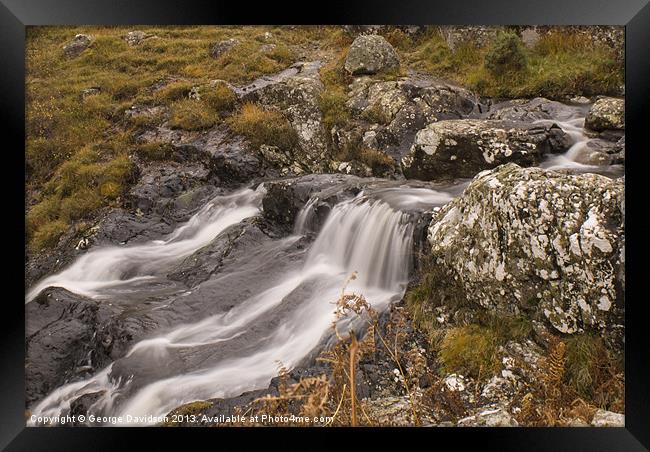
[28,185,453,425]
[26,188,265,302]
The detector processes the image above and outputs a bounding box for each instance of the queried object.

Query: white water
[28,186,453,425]
[26,188,265,302]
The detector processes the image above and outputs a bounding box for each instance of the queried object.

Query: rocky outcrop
[426,164,624,344]
[63,34,93,58]
[239,62,330,173]
[332,75,483,168]
[344,35,400,76]
[585,97,625,132]
[402,120,570,180]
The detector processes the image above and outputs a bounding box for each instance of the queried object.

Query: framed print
[2,0,649,449]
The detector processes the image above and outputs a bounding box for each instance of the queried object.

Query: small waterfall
[28,186,453,426]
[26,188,265,302]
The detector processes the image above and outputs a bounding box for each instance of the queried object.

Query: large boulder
[584,97,625,132]
[344,35,400,76]
[425,164,624,344]
[485,97,580,122]
[334,75,483,164]
[402,120,570,180]
[239,62,330,173]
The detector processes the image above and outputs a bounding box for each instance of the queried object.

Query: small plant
[484,31,528,77]
[318,87,350,130]
[227,103,298,152]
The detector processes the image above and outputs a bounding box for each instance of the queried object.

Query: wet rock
[402,120,570,180]
[261,174,368,230]
[591,409,624,427]
[426,164,624,344]
[585,97,625,132]
[574,138,625,166]
[485,97,579,122]
[344,35,400,76]
[26,288,116,405]
[70,391,105,423]
[210,38,239,59]
[239,62,329,173]
[63,34,93,58]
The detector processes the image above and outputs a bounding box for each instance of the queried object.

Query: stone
[426,163,624,344]
[457,405,519,427]
[402,120,570,180]
[124,30,152,46]
[591,409,624,427]
[585,97,625,132]
[63,34,92,58]
[344,35,400,76]
[485,97,578,122]
[239,62,330,173]
[210,38,239,59]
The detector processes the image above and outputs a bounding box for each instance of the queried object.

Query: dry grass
[226,103,298,152]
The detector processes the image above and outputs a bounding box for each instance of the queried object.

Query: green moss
[227,103,298,152]
[30,219,68,251]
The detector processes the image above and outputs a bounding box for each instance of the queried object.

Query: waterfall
[28,186,452,426]
[26,188,265,302]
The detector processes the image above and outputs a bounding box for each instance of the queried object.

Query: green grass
[168,99,218,131]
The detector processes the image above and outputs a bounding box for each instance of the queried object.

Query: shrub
[227,103,298,152]
[168,99,218,130]
[154,80,195,102]
[30,219,68,251]
[358,148,394,174]
[484,31,528,76]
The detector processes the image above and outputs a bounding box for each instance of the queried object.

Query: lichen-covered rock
[239,62,330,173]
[124,30,153,46]
[426,164,624,344]
[585,97,625,132]
[344,35,400,75]
[209,38,239,59]
[337,75,482,162]
[402,120,570,180]
[591,409,624,427]
[63,34,93,58]
[457,405,519,427]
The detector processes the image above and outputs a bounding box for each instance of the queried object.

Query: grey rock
[585,97,625,132]
[485,97,579,122]
[124,30,153,46]
[402,120,570,180]
[426,163,624,344]
[239,62,330,173]
[63,34,93,58]
[591,409,624,427]
[458,405,519,427]
[210,38,239,59]
[344,35,400,75]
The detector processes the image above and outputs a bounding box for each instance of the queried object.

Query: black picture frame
[3,0,649,449]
